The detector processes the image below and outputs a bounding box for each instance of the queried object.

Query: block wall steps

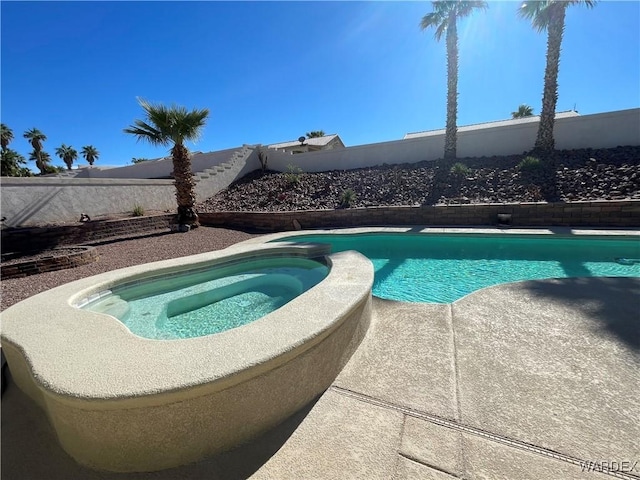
[192,145,257,201]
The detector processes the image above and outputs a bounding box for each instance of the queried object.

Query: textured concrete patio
[2,277,639,479]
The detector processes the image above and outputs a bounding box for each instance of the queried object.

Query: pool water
[82,257,328,339]
[277,234,640,303]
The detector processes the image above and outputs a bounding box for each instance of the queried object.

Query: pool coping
[234,226,640,246]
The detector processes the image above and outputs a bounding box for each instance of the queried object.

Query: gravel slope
[1,227,257,311]
[199,146,640,212]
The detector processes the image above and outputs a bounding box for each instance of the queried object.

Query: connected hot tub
[78,255,330,340]
[0,243,373,472]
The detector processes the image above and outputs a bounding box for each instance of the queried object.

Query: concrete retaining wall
[1,214,176,252]
[1,247,99,280]
[199,200,640,231]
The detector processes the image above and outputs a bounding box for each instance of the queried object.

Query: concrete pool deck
[2,276,639,479]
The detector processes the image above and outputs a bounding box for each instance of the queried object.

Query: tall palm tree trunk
[444,15,459,160]
[535,6,565,153]
[171,144,199,226]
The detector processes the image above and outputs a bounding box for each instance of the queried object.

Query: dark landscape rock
[198,146,640,212]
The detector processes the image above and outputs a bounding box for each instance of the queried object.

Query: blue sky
[2,1,639,169]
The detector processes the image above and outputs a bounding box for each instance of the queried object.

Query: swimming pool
[276,233,640,303]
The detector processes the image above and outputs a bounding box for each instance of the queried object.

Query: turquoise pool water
[82,257,328,339]
[276,234,640,303]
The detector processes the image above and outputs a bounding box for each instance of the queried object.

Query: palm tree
[306,130,325,138]
[29,150,52,174]
[519,0,596,152]
[124,98,209,226]
[511,104,534,118]
[1,124,14,152]
[55,144,78,170]
[1,149,31,177]
[421,1,488,160]
[81,145,99,165]
[23,128,47,172]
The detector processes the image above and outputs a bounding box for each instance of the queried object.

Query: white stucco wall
[79,147,243,179]
[1,178,176,227]
[2,108,637,226]
[268,108,640,172]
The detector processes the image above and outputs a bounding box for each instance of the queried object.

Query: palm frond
[171,108,210,145]
[29,150,51,163]
[421,1,487,40]
[124,120,168,146]
[1,124,14,142]
[24,130,45,154]
[457,1,488,17]
[81,145,99,156]
[519,1,596,32]
[124,98,209,147]
[420,10,448,40]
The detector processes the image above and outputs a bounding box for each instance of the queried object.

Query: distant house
[268,134,346,154]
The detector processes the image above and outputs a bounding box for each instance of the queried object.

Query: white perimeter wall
[78,147,242,179]
[1,178,176,227]
[1,108,638,226]
[267,108,640,172]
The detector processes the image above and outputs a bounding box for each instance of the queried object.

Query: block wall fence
[1,108,638,227]
[0,178,177,227]
[266,108,640,172]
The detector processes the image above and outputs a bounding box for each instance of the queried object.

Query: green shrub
[339,188,357,208]
[284,164,303,184]
[518,156,542,171]
[132,204,145,217]
[450,162,471,176]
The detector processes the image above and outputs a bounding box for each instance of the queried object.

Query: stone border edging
[1,214,177,253]
[199,200,640,232]
[1,246,98,280]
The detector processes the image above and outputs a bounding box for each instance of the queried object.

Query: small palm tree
[1,149,30,176]
[519,0,596,152]
[23,128,46,152]
[55,144,78,170]
[23,128,47,172]
[124,98,209,226]
[29,150,52,174]
[81,145,99,165]
[1,124,14,152]
[306,130,325,138]
[511,104,534,118]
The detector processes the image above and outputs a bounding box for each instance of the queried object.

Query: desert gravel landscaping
[199,146,640,212]
[0,227,257,311]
